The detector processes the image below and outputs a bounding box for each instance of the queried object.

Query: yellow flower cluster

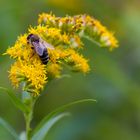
[38,13,118,50]
[5,12,118,96]
[28,26,70,46]
[9,60,47,93]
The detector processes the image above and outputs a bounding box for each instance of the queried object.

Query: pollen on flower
[38,13,56,25]
[5,34,29,59]
[70,35,83,48]
[64,49,90,73]
[29,26,70,46]
[46,63,62,78]
[5,12,118,96]
[9,60,47,95]
[38,13,118,50]
[28,25,47,35]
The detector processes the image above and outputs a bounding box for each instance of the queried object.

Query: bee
[27,34,54,64]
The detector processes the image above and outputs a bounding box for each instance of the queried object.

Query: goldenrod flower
[38,13,118,50]
[64,49,90,73]
[5,12,118,96]
[28,25,70,46]
[46,63,62,78]
[9,59,47,95]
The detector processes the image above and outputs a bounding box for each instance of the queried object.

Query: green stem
[22,90,37,140]
[24,101,34,140]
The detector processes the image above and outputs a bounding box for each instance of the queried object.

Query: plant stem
[22,90,37,140]
[24,101,34,140]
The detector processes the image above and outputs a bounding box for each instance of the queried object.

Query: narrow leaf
[32,99,96,140]
[32,113,70,140]
[0,87,29,113]
[0,117,19,140]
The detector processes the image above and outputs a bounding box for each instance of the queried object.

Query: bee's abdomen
[40,50,49,64]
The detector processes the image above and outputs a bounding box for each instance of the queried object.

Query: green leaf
[0,117,19,140]
[0,87,29,113]
[32,99,96,140]
[31,112,70,140]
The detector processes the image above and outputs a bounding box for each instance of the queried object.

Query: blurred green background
[0,0,140,140]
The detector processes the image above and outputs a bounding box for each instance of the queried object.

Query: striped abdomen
[40,50,49,64]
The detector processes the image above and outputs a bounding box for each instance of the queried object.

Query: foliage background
[0,0,140,140]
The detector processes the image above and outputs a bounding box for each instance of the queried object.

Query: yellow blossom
[9,60,47,95]
[5,34,28,59]
[28,25,70,46]
[38,13,56,25]
[5,12,118,96]
[64,49,90,73]
[38,13,118,50]
[46,63,62,78]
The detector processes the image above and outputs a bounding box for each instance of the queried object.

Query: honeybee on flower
[27,34,54,65]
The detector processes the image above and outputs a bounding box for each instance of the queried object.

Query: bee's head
[27,34,39,44]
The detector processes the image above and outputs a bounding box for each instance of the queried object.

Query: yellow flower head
[46,63,62,78]
[64,49,90,73]
[9,60,47,96]
[38,13,118,50]
[5,12,118,96]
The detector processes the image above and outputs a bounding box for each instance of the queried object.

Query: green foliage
[0,118,19,140]
[0,87,96,140]
[0,87,29,113]
[32,113,70,140]
[32,99,96,139]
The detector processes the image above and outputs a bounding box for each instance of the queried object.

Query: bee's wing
[40,38,54,50]
[32,42,45,56]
